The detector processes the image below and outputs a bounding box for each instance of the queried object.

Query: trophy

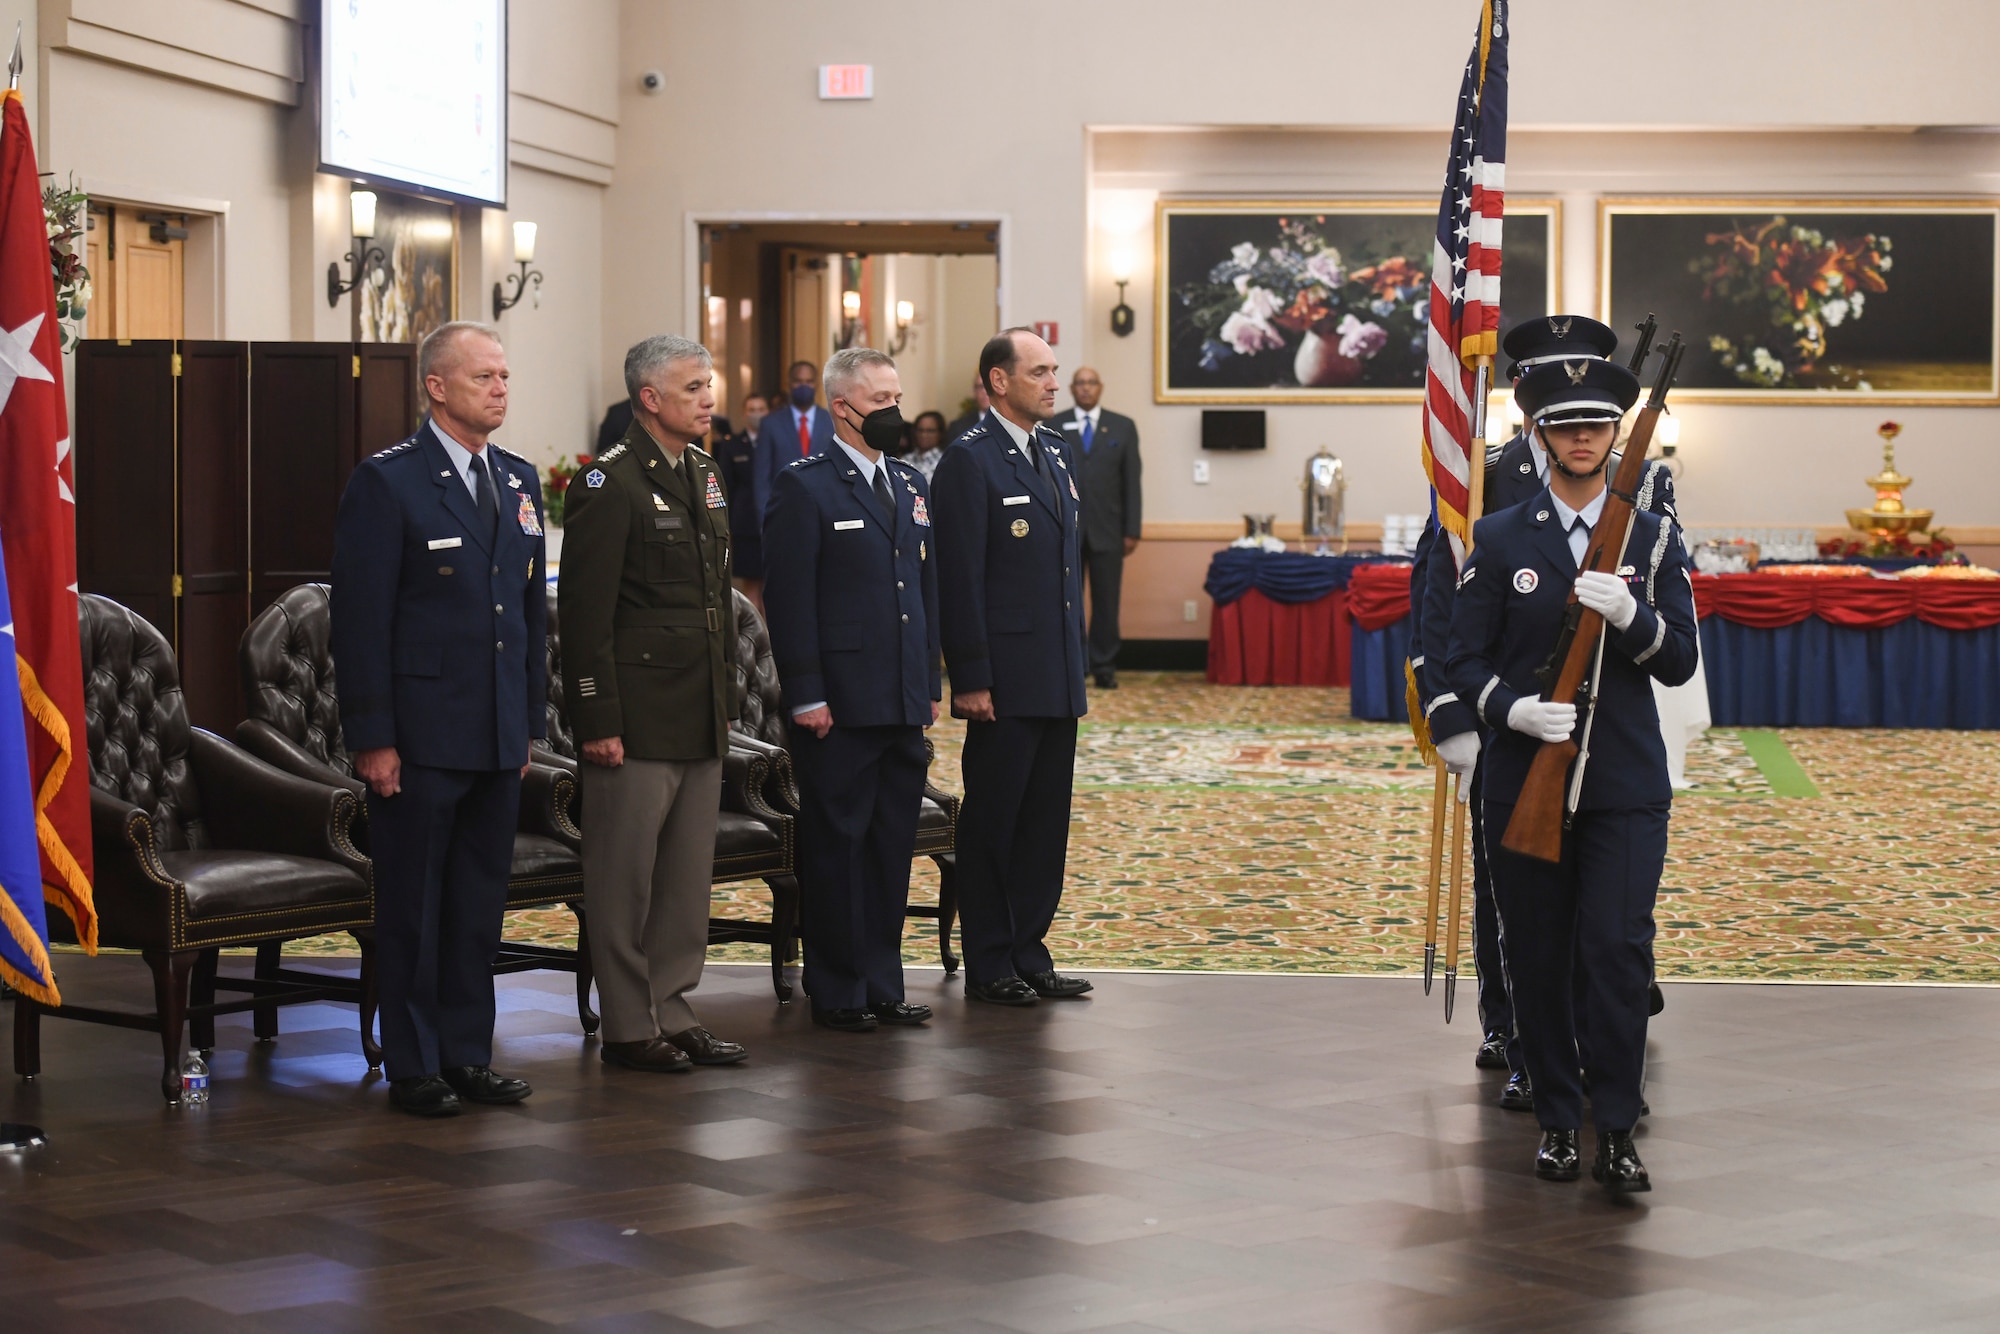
[1301,447,1347,554]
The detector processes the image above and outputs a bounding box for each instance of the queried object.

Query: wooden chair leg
[769,875,800,1004]
[354,932,382,1069]
[12,991,39,1078]
[933,853,960,977]
[253,940,282,1041]
[570,902,599,1036]
[189,948,220,1054]
[143,947,200,1104]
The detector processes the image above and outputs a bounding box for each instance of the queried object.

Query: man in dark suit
[944,373,990,444]
[762,347,941,1033]
[331,321,546,1118]
[752,359,834,530]
[717,392,768,598]
[1446,357,1698,1193]
[932,328,1092,1007]
[1049,367,1142,689]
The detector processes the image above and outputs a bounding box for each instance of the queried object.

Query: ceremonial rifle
[1499,331,1685,864]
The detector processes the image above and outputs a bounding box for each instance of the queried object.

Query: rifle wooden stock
[1500,334,1684,863]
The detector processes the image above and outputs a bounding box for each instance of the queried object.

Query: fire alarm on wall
[1033,321,1058,346]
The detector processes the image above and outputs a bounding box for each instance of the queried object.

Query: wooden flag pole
[1442,354,1494,1021]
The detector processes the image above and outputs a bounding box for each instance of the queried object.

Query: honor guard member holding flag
[933,328,1093,1006]
[1417,316,1674,1109]
[560,335,749,1074]
[331,321,545,1117]
[762,348,941,1032]
[1445,356,1697,1192]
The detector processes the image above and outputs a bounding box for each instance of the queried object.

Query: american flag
[1422,0,1508,568]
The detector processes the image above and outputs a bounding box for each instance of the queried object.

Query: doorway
[698,220,1001,433]
[85,203,187,340]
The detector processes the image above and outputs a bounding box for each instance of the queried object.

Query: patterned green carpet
[305,673,2000,983]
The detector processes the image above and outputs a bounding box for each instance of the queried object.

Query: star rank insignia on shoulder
[373,438,419,459]
[598,441,628,462]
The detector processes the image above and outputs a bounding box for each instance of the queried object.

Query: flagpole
[8,23,22,91]
[1441,354,1492,1021]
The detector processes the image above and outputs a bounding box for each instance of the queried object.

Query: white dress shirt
[1549,487,1607,567]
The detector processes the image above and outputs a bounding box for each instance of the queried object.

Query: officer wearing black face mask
[761,347,942,1033]
[751,358,834,534]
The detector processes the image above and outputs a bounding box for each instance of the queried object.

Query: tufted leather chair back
[540,586,574,759]
[731,589,786,747]
[81,594,208,852]
[240,583,350,775]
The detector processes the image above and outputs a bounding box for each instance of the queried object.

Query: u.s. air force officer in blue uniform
[331,321,545,1118]
[932,328,1094,1006]
[763,348,941,1033]
[1419,317,1680,1111]
[1446,357,1698,1192]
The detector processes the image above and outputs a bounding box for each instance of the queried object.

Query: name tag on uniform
[833,519,866,531]
[427,537,462,550]
[1003,495,1032,506]
[654,516,683,530]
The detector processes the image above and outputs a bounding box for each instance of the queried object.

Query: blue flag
[0,545,59,1004]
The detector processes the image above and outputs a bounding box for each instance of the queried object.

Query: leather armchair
[236,583,590,1047]
[13,596,375,1103]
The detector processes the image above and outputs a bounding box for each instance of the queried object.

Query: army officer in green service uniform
[558,334,748,1075]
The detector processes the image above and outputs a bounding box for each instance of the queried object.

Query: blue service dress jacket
[931,411,1088,719]
[330,418,548,771]
[1444,492,1698,812]
[751,405,834,530]
[1421,434,1678,743]
[761,448,942,726]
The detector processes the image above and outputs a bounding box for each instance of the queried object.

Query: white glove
[1508,696,1578,744]
[1435,731,1480,803]
[1575,570,1638,632]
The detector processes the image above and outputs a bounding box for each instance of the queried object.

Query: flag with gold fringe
[0,548,56,1002]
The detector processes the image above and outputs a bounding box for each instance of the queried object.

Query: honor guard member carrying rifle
[1444,355,1698,1193]
[762,347,942,1033]
[1415,315,1676,1112]
[933,328,1094,1007]
[559,334,749,1075]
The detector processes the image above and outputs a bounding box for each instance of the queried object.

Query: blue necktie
[1080,415,1095,454]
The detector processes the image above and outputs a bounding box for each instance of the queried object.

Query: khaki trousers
[579,756,722,1042]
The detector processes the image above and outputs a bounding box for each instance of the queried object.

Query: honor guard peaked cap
[1514,356,1641,426]
[1503,315,1619,380]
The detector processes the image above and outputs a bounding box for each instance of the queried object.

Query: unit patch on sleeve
[584,468,605,488]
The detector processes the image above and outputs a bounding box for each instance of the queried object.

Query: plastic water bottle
[181,1052,210,1105]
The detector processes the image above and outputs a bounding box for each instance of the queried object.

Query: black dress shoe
[441,1065,532,1105]
[389,1075,462,1118]
[1023,970,1093,999]
[1535,1129,1581,1181]
[1593,1129,1651,1192]
[812,1006,879,1032]
[869,1001,932,1026]
[1649,981,1666,1016]
[601,1037,693,1072]
[1093,673,1118,689]
[1475,1032,1509,1070]
[965,976,1039,1006]
[667,1027,748,1065]
[1499,1071,1535,1112]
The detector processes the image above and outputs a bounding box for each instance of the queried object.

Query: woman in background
[903,410,948,482]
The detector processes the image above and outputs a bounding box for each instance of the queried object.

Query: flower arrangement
[543,454,587,527]
[1818,528,1962,564]
[1176,218,1430,388]
[42,175,91,350]
[1692,217,1891,391]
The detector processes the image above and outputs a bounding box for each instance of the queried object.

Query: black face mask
[843,402,905,454]
[789,382,817,409]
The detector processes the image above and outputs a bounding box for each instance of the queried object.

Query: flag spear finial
[8,23,22,92]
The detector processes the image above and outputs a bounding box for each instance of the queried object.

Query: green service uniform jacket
[558,421,738,760]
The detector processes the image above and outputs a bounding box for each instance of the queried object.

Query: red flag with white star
[0,87,95,960]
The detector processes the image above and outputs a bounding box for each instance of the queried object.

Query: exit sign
[818,65,874,99]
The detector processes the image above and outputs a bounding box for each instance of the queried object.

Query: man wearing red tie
[751,359,834,532]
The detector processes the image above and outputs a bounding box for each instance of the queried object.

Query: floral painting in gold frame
[357,190,459,346]
[1154,198,1557,404]
[1599,199,2000,404]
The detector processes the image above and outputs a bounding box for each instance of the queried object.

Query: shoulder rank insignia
[600,442,628,462]
[704,474,726,509]
[584,468,606,488]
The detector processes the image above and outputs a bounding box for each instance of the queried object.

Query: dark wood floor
[6,960,2000,1332]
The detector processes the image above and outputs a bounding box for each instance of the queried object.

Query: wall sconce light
[493,220,544,318]
[1109,248,1135,337]
[326,189,387,307]
[887,298,915,354]
[837,288,862,349]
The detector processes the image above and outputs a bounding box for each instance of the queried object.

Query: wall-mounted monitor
[1201,409,1267,451]
[318,0,508,207]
